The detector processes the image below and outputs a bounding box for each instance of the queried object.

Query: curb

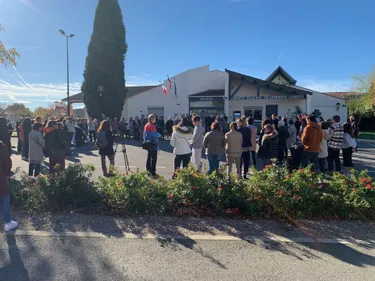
[1,230,371,246]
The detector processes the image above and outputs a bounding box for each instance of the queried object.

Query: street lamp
[59,29,75,117]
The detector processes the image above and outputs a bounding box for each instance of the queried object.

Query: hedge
[10,163,375,220]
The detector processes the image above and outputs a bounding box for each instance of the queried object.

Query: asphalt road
[1,234,375,281]
[10,137,375,179]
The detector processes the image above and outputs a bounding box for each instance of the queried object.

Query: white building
[64,65,348,123]
[123,65,347,123]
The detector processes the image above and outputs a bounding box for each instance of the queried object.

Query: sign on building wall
[232,95,305,101]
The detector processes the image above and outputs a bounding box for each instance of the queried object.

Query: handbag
[142,140,156,151]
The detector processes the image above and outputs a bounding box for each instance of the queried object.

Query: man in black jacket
[237,117,252,179]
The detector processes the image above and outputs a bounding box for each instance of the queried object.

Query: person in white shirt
[190,116,205,172]
[170,117,193,172]
[88,117,98,143]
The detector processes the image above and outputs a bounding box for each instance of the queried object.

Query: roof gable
[266,66,297,85]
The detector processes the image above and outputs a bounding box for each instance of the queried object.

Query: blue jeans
[207,154,220,174]
[0,193,11,223]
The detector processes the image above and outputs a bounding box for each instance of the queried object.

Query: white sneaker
[4,220,18,232]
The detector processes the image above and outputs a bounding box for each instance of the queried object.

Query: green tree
[347,68,375,117]
[6,103,33,118]
[34,106,53,119]
[0,24,20,68]
[81,0,127,119]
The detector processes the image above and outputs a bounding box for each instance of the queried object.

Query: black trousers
[29,164,41,177]
[251,151,256,166]
[134,128,140,141]
[22,137,29,159]
[318,158,326,173]
[240,151,251,176]
[328,147,341,172]
[89,130,97,142]
[146,150,157,176]
[174,154,190,171]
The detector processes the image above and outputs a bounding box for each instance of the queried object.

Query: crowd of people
[142,113,360,179]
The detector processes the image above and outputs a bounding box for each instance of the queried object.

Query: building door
[244,107,262,122]
[266,105,278,117]
[148,107,164,119]
[233,111,241,122]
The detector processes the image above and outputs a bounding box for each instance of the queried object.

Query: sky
[0,0,374,110]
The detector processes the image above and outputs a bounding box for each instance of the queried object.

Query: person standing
[97,120,115,177]
[276,120,289,163]
[64,118,76,146]
[133,116,140,141]
[16,120,22,153]
[350,115,359,152]
[286,119,297,156]
[225,122,243,177]
[20,118,32,161]
[166,117,174,139]
[301,115,323,170]
[327,115,344,172]
[257,124,279,169]
[157,116,165,141]
[44,120,69,174]
[237,117,252,179]
[318,122,330,173]
[0,118,11,155]
[203,122,225,174]
[0,141,18,232]
[272,114,279,130]
[342,123,357,176]
[190,116,205,172]
[247,118,258,167]
[88,117,98,143]
[170,118,193,171]
[28,123,45,177]
[144,114,159,176]
[111,117,119,136]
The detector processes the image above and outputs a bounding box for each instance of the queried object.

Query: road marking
[1,230,372,245]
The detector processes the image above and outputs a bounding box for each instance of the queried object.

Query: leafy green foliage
[0,24,20,68]
[9,164,375,219]
[6,103,33,118]
[81,0,127,119]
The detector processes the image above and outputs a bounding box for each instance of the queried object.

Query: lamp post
[59,29,75,117]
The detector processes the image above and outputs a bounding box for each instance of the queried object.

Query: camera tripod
[113,135,130,175]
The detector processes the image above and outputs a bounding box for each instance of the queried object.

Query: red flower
[339,187,343,191]
[288,174,291,178]
[185,196,189,200]
[295,195,301,200]
[192,186,197,191]
[293,188,298,193]
[309,184,313,188]
[116,182,121,187]
[255,196,261,200]
[360,178,367,183]
[311,171,316,175]
[217,185,223,191]
[176,168,180,170]
[122,173,126,176]
[352,188,356,192]
[169,194,174,199]
[156,174,160,178]
[298,168,304,173]
[366,184,371,190]
[130,171,134,174]
[319,184,323,189]
[279,190,284,197]
[345,180,349,184]
[172,172,176,176]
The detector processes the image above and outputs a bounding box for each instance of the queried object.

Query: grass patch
[358,131,375,140]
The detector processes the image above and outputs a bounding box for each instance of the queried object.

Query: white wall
[311,92,348,122]
[228,83,307,122]
[122,65,226,120]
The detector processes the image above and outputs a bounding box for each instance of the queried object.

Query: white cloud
[277,52,284,61]
[20,0,40,13]
[299,79,353,93]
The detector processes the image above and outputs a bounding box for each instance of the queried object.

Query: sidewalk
[5,212,375,243]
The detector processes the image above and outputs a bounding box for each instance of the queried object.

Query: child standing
[342,123,357,177]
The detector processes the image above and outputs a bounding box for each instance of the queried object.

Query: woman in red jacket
[0,141,18,231]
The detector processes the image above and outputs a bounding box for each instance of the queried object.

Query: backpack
[96,131,108,148]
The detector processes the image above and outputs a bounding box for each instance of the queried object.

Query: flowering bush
[9,163,375,219]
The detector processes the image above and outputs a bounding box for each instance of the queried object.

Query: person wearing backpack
[97,120,114,177]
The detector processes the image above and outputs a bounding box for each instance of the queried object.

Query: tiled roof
[324,92,364,99]
[189,89,225,97]
[62,85,158,103]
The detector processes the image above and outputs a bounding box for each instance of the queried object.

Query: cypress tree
[82,0,127,119]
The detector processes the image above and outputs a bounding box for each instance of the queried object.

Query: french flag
[168,75,172,89]
[160,81,167,95]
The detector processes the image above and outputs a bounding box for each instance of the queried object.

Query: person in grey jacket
[203,122,225,174]
[29,123,45,177]
[190,116,205,172]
